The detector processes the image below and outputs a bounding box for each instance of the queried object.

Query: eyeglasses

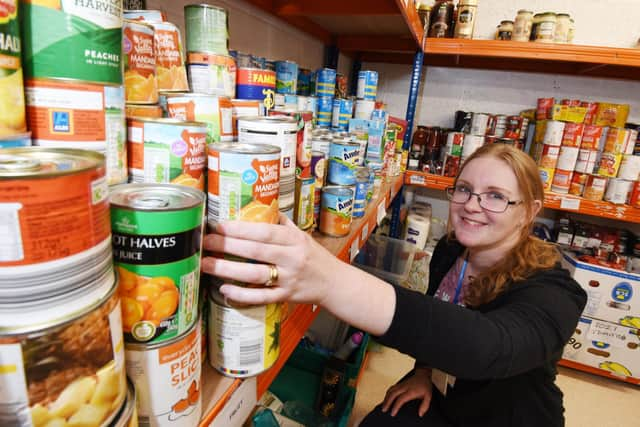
[445,185,522,213]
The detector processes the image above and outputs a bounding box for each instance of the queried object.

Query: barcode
[239,339,262,365]
[207,194,220,222]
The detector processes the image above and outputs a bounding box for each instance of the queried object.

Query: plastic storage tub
[353,234,416,286]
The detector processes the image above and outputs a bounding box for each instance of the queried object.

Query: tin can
[236,67,276,101]
[25,79,127,185]
[207,142,280,225]
[551,169,572,194]
[569,172,588,196]
[443,154,461,177]
[317,96,334,127]
[574,149,598,174]
[150,21,189,92]
[123,20,158,104]
[125,319,201,426]
[21,0,122,84]
[335,73,347,98]
[126,103,164,119]
[0,3,26,138]
[557,146,579,171]
[629,181,640,208]
[111,184,205,344]
[166,93,233,143]
[269,109,314,178]
[184,4,228,55]
[604,127,631,154]
[618,155,640,181]
[297,68,312,96]
[461,134,484,160]
[294,176,315,229]
[597,152,623,177]
[186,52,236,98]
[327,140,360,185]
[561,122,584,147]
[314,67,337,97]
[352,167,370,218]
[311,150,327,188]
[231,99,261,137]
[469,113,489,136]
[208,289,282,378]
[127,118,208,190]
[604,178,633,205]
[0,148,110,273]
[538,166,555,191]
[0,278,127,427]
[237,116,298,208]
[543,120,565,146]
[582,101,598,125]
[539,144,560,169]
[357,70,378,100]
[583,175,608,201]
[503,115,523,139]
[536,98,555,121]
[354,99,375,120]
[320,185,354,237]
[331,98,354,130]
[580,125,603,150]
[275,60,298,94]
[444,132,464,157]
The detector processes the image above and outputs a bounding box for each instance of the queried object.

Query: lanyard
[453,258,468,305]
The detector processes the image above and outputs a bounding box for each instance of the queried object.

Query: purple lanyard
[453,259,468,305]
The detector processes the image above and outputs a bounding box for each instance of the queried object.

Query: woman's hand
[382,367,433,417]
[201,214,340,306]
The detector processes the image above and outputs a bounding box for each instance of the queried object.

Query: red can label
[536,98,554,121]
[580,125,603,150]
[561,123,584,147]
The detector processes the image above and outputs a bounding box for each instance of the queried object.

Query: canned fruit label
[151,22,189,91]
[127,119,207,190]
[207,149,280,224]
[0,167,109,266]
[0,1,27,137]
[125,321,201,427]
[328,142,359,185]
[167,96,233,143]
[0,289,127,427]
[186,52,236,98]
[320,189,353,236]
[112,204,204,344]
[209,300,282,377]
[123,23,158,104]
[125,103,163,119]
[21,1,122,84]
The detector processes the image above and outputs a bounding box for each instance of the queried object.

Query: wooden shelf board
[199,174,404,425]
[404,171,640,224]
[558,359,640,386]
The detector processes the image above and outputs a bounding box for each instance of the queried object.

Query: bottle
[428,0,454,38]
[334,331,364,360]
[513,9,534,42]
[454,0,478,39]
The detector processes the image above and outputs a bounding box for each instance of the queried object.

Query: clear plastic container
[354,234,416,286]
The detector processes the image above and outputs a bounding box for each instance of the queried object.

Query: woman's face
[450,156,527,254]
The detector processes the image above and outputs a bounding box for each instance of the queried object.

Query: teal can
[327,140,360,185]
[357,70,379,100]
[331,98,354,130]
[317,96,334,128]
[276,60,298,94]
[314,68,337,97]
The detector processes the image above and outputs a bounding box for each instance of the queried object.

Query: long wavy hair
[447,143,560,307]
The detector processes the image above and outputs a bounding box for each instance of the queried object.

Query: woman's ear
[529,200,543,222]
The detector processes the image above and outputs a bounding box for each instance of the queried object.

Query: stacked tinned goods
[496,10,574,43]
[533,98,640,205]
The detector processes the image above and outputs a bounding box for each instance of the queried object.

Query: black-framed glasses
[445,185,522,213]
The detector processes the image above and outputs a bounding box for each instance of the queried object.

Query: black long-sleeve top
[376,238,587,426]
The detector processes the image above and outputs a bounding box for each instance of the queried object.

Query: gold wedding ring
[265,264,278,287]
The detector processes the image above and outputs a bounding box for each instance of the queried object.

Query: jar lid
[556,13,571,18]
[500,20,514,25]
[542,12,557,16]
[517,9,534,14]
[458,0,478,5]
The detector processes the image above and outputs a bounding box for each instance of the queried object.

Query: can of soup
[320,185,355,237]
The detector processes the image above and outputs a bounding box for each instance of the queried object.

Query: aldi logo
[52,110,71,133]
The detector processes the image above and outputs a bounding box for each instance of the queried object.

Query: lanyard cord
[453,255,469,305]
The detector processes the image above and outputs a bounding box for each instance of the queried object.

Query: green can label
[21,1,122,84]
[0,1,27,136]
[112,204,204,344]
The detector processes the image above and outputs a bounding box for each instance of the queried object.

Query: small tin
[317,96,334,127]
[276,60,298,94]
[314,68,337,97]
[331,98,354,130]
[327,140,360,185]
[352,167,370,218]
[297,68,312,96]
[469,112,489,136]
[543,120,565,146]
[550,168,572,194]
[561,122,584,147]
[580,125,604,150]
[604,178,633,205]
[618,155,640,181]
[583,175,608,201]
[184,4,228,55]
[354,99,375,120]
[539,144,560,169]
[569,172,588,196]
[319,185,355,237]
[503,115,523,139]
[536,97,555,121]
[557,146,579,171]
[357,70,378,100]
[597,152,623,177]
[574,149,598,174]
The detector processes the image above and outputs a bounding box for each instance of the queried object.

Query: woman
[202,144,587,426]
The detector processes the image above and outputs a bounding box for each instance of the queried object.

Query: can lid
[110,183,205,211]
[0,148,104,178]
[517,9,534,14]
[123,18,155,30]
[128,117,208,128]
[211,142,281,155]
[184,3,227,12]
[238,116,297,125]
[323,185,355,197]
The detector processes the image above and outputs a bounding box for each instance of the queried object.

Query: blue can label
[315,68,337,97]
[357,70,378,100]
[320,187,354,236]
[328,142,359,185]
[317,96,334,128]
[276,61,299,94]
[331,98,354,130]
[297,68,312,96]
[352,180,368,217]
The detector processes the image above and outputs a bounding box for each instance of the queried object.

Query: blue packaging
[366,119,386,160]
[371,109,387,122]
[357,70,378,100]
[317,96,334,128]
[352,167,370,218]
[327,141,360,185]
[305,96,318,118]
[251,55,266,69]
[331,98,354,130]
[297,68,312,96]
[276,60,299,94]
[284,94,298,109]
[314,68,337,97]
[0,133,32,148]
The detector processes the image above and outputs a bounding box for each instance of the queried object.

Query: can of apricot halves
[110,184,205,344]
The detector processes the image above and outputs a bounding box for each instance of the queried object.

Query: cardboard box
[562,317,640,380]
[561,252,640,326]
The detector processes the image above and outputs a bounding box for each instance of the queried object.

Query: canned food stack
[425,0,478,40]
[313,67,338,127]
[21,1,127,185]
[496,10,574,43]
[110,183,205,425]
[534,97,640,205]
[0,148,129,427]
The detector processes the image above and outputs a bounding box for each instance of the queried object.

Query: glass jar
[496,20,514,40]
[454,0,478,39]
[416,2,432,31]
[534,12,557,43]
[428,0,455,38]
[554,13,571,43]
[529,13,542,41]
[513,9,534,42]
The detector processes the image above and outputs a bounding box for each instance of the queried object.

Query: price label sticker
[361,223,369,243]
[409,175,425,185]
[350,237,360,262]
[586,319,629,348]
[560,197,580,210]
[377,198,387,225]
